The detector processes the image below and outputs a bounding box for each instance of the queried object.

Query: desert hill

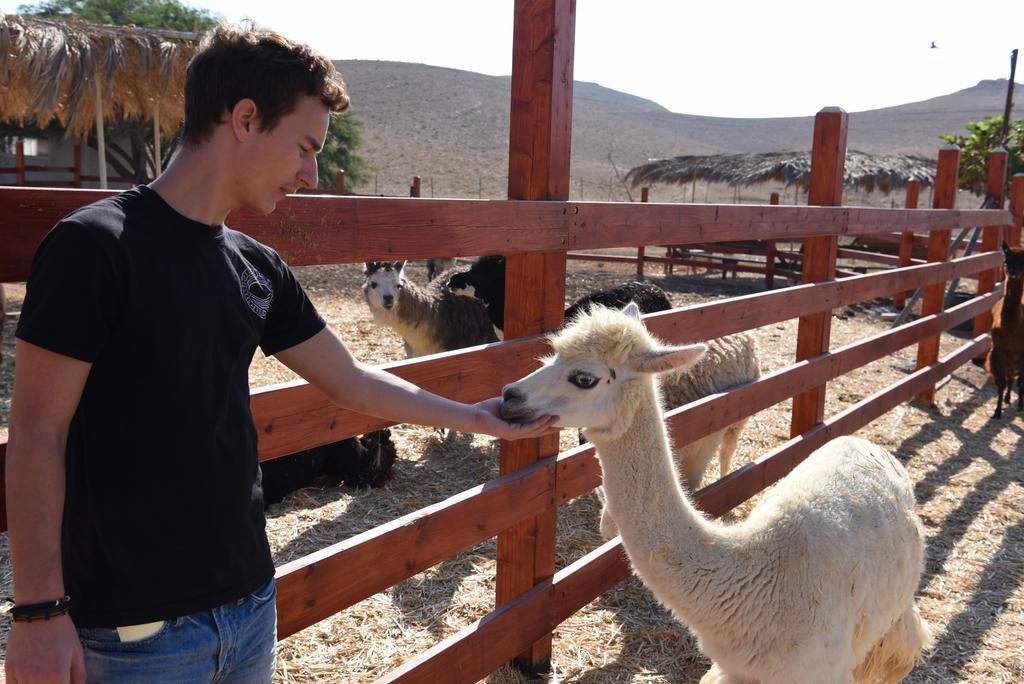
[334,60,1019,205]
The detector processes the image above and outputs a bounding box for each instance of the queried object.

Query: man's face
[237,95,330,215]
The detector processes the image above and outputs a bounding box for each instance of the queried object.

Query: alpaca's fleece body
[660,332,760,485]
[363,262,497,358]
[500,305,929,683]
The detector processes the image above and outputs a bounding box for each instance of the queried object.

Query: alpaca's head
[500,303,706,439]
[1003,242,1024,280]
[362,261,406,312]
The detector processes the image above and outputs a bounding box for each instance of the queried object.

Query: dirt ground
[0,258,1021,683]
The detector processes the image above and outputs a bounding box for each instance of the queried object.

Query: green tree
[941,114,1024,194]
[318,111,371,191]
[17,0,220,32]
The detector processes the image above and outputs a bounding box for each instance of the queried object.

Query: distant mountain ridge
[333,59,1019,202]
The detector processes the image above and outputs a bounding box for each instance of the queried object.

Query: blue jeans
[77,579,277,683]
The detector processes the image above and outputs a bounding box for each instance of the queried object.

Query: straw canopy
[625,150,937,194]
[0,14,199,137]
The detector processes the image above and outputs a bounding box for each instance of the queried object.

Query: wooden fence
[0,141,136,188]
[1,1,1023,681]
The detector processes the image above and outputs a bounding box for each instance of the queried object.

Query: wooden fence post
[637,187,649,277]
[334,169,345,195]
[972,148,1009,344]
[893,179,921,308]
[1011,173,1024,247]
[766,192,779,288]
[915,144,961,403]
[410,175,421,198]
[498,0,575,676]
[789,108,847,438]
[15,141,24,186]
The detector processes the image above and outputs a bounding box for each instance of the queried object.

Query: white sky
[12,0,1023,118]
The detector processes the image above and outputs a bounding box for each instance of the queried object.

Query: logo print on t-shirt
[240,268,274,319]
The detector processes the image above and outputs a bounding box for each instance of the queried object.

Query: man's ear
[230,98,260,141]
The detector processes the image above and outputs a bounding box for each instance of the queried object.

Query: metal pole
[1000,49,1018,145]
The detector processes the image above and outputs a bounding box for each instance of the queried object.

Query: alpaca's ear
[630,343,707,375]
[364,262,378,275]
[621,301,642,321]
[392,260,407,273]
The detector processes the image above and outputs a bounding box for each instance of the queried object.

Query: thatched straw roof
[0,14,199,137]
[625,150,938,194]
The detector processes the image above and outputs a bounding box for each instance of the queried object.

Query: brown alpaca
[986,242,1024,419]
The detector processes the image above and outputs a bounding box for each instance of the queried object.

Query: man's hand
[470,397,560,440]
[5,615,86,683]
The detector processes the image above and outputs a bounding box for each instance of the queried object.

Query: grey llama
[362,261,497,358]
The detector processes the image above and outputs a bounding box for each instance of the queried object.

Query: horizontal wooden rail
[567,251,801,279]
[275,457,557,639]
[378,332,988,682]
[836,247,925,267]
[378,539,629,683]
[0,188,1010,281]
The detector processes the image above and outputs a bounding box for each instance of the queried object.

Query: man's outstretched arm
[274,328,558,440]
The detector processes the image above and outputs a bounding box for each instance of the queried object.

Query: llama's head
[362,261,406,312]
[1003,242,1024,280]
[500,303,706,440]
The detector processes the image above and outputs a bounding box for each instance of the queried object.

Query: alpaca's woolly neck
[590,378,761,637]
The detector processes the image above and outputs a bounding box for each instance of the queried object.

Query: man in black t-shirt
[4,24,557,684]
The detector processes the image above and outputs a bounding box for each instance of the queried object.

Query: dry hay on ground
[0,261,1021,682]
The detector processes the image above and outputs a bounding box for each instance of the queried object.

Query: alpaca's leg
[1017,371,1024,411]
[990,352,1009,418]
[718,418,748,479]
[995,377,1006,419]
[678,431,724,489]
[699,662,759,684]
[596,487,619,539]
[853,604,931,684]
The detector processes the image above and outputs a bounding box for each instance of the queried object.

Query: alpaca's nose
[502,385,524,403]
[382,294,394,307]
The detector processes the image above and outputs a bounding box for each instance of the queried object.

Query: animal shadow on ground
[893,378,1024,682]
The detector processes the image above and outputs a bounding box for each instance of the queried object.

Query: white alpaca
[599,332,760,539]
[500,303,930,684]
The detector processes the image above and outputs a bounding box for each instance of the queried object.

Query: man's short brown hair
[182,23,350,147]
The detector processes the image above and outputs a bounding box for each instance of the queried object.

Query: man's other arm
[4,339,90,683]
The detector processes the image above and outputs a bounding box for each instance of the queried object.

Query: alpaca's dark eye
[569,371,598,389]
[370,282,378,289]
